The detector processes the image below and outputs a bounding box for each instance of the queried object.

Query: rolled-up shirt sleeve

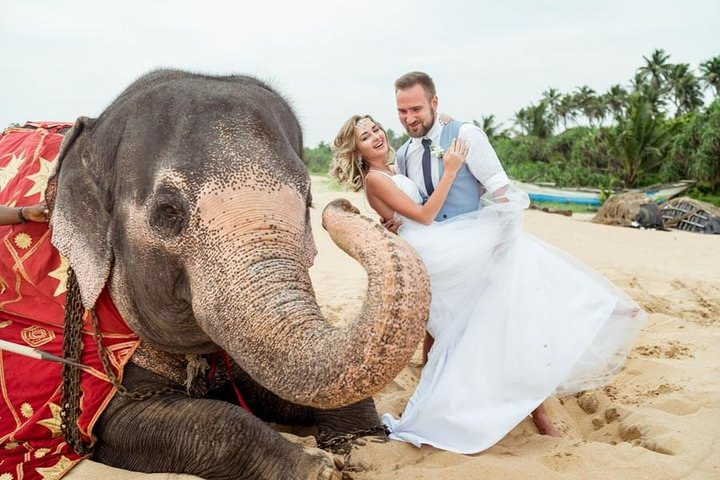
[459,124,509,195]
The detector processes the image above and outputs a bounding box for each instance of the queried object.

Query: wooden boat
[512,179,695,206]
[660,197,720,234]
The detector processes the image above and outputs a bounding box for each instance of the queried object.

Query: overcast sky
[1,1,718,146]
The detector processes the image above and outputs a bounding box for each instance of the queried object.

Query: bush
[495,133,616,188]
[304,142,333,174]
[690,99,720,191]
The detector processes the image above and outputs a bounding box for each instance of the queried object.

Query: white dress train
[381,174,647,454]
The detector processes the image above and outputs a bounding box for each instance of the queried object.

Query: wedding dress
[381,173,647,454]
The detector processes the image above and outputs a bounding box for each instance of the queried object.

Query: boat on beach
[512,179,696,206]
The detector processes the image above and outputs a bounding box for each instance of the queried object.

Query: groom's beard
[406,111,436,138]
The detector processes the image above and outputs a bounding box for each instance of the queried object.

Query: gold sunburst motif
[13,233,32,250]
[3,441,18,450]
[47,255,69,297]
[20,402,34,419]
[0,152,25,192]
[35,456,74,480]
[0,472,14,480]
[24,156,55,202]
[37,403,63,438]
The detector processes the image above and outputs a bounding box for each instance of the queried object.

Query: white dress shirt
[404,118,509,197]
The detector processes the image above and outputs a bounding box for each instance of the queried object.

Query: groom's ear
[431,96,439,111]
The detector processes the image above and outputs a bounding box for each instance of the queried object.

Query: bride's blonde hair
[329,114,395,192]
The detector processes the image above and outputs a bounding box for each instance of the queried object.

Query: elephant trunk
[192,198,430,409]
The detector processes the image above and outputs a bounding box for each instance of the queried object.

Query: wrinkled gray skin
[48,70,430,480]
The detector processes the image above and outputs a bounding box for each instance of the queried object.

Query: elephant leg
[94,365,341,480]
[315,398,387,451]
[227,363,385,450]
[209,359,317,425]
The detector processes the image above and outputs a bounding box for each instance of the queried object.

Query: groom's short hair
[395,71,436,101]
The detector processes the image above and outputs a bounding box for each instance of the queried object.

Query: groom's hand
[381,216,402,235]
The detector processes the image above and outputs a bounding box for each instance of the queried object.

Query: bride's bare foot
[532,403,562,437]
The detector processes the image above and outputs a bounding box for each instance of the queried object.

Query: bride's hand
[443,138,469,174]
[439,113,454,126]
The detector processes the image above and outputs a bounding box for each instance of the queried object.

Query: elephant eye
[151,188,188,237]
[161,204,179,216]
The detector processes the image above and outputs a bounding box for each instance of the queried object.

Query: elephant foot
[303,446,344,480]
[318,425,389,455]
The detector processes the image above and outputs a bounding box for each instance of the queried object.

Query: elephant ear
[50,116,113,309]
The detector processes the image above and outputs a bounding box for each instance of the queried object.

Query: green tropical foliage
[700,56,720,97]
[304,141,333,174]
[689,99,720,190]
[608,95,672,186]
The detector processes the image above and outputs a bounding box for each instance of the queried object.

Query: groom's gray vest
[395,120,483,222]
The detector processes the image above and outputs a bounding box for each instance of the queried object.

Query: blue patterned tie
[421,138,434,196]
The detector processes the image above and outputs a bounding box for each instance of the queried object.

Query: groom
[387,71,512,363]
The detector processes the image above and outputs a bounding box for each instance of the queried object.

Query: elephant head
[49,70,430,409]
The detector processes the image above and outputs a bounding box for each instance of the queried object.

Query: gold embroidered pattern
[0,152,25,191]
[37,403,63,438]
[35,455,73,479]
[20,403,34,419]
[13,233,32,250]
[20,326,55,348]
[34,448,50,458]
[24,156,54,202]
[47,255,69,298]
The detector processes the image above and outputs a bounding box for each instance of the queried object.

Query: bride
[329,114,647,454]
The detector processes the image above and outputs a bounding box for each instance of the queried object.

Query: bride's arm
[367,139,468,225]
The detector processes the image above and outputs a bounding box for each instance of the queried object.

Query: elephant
[45,70,430,480]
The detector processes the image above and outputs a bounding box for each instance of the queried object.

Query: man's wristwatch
[17,207,27,224]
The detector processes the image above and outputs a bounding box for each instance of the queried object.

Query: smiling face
[396,84,438,138]
[354,118,389,163]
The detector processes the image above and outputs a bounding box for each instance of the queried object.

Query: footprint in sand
[540,450,580,472]
[618,419,682,456]
[629,341,694,360]
[630,277,720,326]
[575,391,683,456]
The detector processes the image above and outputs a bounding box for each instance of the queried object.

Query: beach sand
[68,176,720,480]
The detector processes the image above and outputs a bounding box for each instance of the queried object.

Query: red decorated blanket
[0,123,140,479]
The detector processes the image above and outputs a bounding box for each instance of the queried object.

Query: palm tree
[690,99,720,190]
[473,115,504,140]
[629,71,666,115]
[513,103,553,138]
[542,87,562,132]
[700,56,720,97]
[629,71,648,92]
[603,84,629,122]
[667,63,704,117]
[555,94,578,130]
[637,48,672,92]
[609,94,671,187]
[573,85,599,126]
[513,107,531,136]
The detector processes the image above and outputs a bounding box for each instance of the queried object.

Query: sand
[68,176,720,480]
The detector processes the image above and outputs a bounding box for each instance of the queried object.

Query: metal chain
[60,267,93,455]
[60,267,181,456]
[317,425,390,452]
